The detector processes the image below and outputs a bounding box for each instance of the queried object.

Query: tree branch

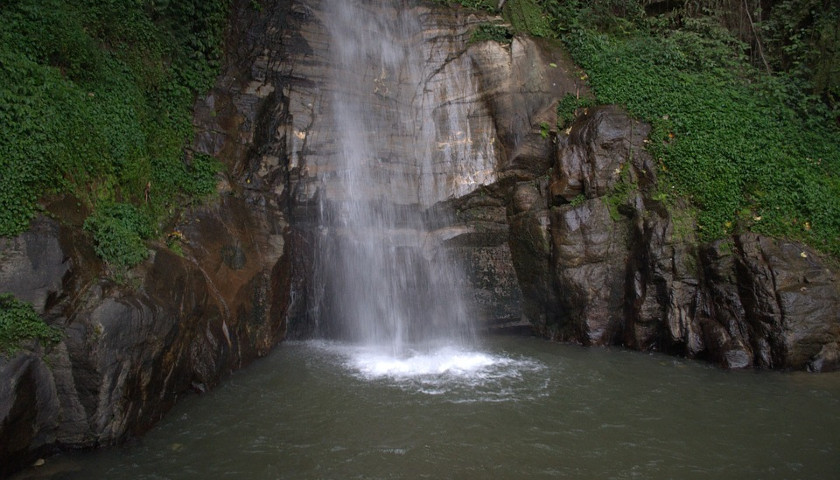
[743,0,772,74]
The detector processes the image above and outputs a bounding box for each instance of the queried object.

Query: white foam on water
[349,347,498,379]
[309,341,548,402]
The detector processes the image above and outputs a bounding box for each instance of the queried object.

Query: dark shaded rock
[735,235,840,370]
[218,0,587,333]
[1,1,294,464]
[199,0,836,374]
[808,342,840,372]
[221,245,247,270]
[510,105,840,371]
[551,106,652,203]
[0,197,290,472]
[507,181,556,334]
[550,199,629,344]
[630,211,703,356]
[0,217,69,313]
[0,352,59,477]
[0,1,302,466]
[198,0,840,375]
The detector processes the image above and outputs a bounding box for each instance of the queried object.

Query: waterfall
[314,0,488,354]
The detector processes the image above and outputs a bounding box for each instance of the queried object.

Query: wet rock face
[0,218,70,314]
[0,0,295,463]
[0,198,289,475]
[508,105,840,372]
[217,0,582,330]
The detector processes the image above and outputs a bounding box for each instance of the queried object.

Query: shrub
[501,0,554,38]
[445,0,840,255]
[83,203,155,268]
[564,28,840,253]
[556,93,594,129]
[0,294,62,355]
[471,24,514,44]
[472,0,840,256]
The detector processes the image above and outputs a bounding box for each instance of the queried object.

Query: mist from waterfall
[314,0,487,356]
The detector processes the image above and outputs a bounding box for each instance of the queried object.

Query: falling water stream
[13,1,840,478]
[313,0,481,355]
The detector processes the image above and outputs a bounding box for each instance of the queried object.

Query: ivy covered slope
[447,0,840,256]
[0,0,228,268]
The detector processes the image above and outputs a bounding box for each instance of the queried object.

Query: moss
[603,168,636,222]
[556,93,594,130]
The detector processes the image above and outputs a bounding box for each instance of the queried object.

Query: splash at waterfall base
[2,0,840,475]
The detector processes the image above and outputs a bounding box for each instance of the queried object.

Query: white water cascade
[314,0,494,362]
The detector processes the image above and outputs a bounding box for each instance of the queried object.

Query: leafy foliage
[431,0,498,11]
[471,24,514,44]
[603,165,636,222]
[501,0,554,38]
[0,0,227,265]
[84,203,154,269]
[0,294,62,355]
[569,193,586,207]
[556,93,594,129]
[560,9,840,253]
[761,0,840,112]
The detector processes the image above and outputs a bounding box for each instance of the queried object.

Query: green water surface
[19,335,840,480]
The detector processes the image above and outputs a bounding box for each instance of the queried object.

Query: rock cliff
[228,0,837,372]
[0,198,288,475]
[502,105,840,371]
[2,0,839,475]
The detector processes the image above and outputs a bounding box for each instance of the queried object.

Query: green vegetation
[84,202,155,269]
[470,23,514,44]
[444,0,840,255]
[556,93,594,129]
[604,165,636,221]
[539,121,551,138]
[4,0,838,256]
[569,193,586,207]
[432,0,497,11]
[0,294,62,355]
[501,0,554,37]
[0,0,228,267]
[562,18,840,248]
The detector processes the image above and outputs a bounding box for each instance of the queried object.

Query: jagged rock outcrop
[215,0,583,329]
[500,105,840,371]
